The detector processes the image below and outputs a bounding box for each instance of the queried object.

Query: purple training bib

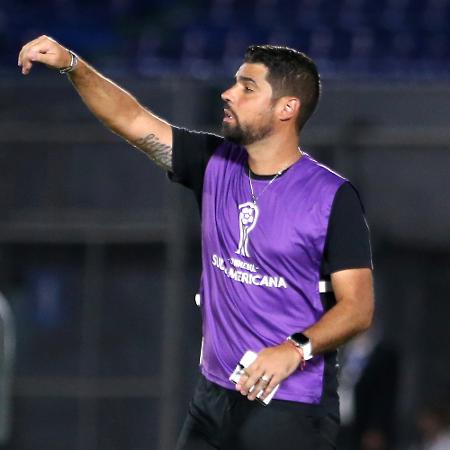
[199,142,346,404]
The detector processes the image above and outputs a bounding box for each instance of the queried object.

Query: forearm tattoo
[134,133,173,171]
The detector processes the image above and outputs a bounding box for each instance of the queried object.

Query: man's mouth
[223,108,235,123]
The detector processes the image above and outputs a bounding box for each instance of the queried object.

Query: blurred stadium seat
[3,0,450,78]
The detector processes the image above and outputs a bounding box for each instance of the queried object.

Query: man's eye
[244,86,254,92]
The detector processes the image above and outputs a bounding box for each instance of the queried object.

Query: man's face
[221,63,277,146]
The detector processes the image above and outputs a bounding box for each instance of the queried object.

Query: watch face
[291,332,309,346]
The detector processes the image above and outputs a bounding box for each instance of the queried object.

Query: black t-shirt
[170,126,373,278]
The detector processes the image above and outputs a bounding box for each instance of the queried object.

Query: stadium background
[0,0,449,449]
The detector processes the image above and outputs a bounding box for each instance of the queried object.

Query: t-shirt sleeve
[169,126,224,203]
[321,182,373,276]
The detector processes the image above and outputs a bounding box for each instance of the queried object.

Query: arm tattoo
[134,133,173,171]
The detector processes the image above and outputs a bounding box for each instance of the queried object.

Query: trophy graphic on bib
[236,202,259,258]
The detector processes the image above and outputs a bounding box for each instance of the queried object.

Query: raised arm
[18,35,173,170]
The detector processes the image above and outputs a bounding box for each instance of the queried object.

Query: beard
[222,115,274,146]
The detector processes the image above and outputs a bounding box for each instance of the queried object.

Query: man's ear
[278,97,300,122]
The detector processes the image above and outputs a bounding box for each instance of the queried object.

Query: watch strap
[287,333,313,360]
[59,50,78,74]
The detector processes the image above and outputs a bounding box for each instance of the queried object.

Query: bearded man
[19,37,374,450]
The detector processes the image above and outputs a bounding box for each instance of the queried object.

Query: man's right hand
[18,35,72,75]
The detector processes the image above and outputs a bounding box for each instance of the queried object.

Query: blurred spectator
[338,326,399,450]
[411,397,450,450]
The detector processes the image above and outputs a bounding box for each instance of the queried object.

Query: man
[19,36,374,449]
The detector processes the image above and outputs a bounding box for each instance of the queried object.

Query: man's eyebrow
[236,75,258,86]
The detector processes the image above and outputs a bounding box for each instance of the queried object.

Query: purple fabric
[199,142,346,404]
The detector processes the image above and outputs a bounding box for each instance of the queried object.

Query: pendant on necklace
[248,169,283,205]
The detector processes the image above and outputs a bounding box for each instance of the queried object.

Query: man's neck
[246,133,302,175]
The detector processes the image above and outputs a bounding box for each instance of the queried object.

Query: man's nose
[221,86,234,104]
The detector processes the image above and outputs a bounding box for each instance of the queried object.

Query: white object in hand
[229,350,280,406]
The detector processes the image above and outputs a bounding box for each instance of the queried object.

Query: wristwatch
[287,332,313,360]
[59,50,78,74]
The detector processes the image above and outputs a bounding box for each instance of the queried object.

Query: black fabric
[321,182,373,276]
[170,126,223,206]
[176,375,339,450]
[169,126,373,275]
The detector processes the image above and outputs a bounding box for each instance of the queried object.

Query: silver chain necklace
[248,148,303,205]
[248,168,284,205]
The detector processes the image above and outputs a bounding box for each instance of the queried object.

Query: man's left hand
[235,341,302,401]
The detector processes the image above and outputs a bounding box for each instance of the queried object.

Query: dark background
[0,1,449,449]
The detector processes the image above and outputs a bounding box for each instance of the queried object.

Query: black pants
[176,376,339,450]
